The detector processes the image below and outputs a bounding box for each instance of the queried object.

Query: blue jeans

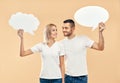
[40,78,62,83]
[65,74,88,83]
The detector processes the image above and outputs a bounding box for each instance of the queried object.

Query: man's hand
[99,22,105,32]
[91,22,105,51]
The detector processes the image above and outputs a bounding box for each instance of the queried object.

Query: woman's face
[50,26,57,39]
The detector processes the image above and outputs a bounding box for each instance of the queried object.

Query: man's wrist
[21,37,23,40]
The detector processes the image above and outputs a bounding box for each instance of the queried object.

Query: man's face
[62,23,74,37]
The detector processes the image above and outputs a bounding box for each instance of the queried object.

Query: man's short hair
[63,19,75,28]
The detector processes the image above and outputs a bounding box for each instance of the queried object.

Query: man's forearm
[98,31,104,50]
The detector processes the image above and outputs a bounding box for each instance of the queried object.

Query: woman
[17,24,65,83]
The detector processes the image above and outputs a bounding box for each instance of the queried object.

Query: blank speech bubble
[74,6,109,30]
[9,12,40,35]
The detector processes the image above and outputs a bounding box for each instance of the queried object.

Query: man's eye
[62,27,68,29]
[65,27,68,29]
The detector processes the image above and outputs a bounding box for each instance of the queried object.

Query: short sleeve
[80,35,94,48]
[59,43,65,56]
[83,36,94,48]
[30,43,43,53]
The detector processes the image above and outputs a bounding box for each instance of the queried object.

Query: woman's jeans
[40,78,62,83]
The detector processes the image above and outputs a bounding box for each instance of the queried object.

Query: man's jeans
[40,78,62,83]
[65,74,88,83]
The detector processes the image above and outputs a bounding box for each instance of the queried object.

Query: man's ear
[72,27,75,31]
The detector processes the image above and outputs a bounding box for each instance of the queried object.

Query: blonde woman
[18,24,65,83]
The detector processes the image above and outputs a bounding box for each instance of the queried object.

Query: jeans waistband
[65,74,88,78]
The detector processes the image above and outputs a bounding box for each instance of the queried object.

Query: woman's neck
[47,38,55,44]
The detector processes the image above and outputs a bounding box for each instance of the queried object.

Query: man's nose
[63,28,66,31]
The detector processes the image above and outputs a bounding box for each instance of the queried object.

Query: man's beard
[63,31,72,37]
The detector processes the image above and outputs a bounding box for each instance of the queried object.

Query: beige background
[0,0,120,83]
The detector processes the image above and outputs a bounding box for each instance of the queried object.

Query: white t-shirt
[61,35,94,76]
[30,41,65,79]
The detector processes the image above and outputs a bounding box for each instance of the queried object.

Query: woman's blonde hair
[43,23,57,43]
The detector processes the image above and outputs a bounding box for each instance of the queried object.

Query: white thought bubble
[74,6,109,30]
[9,12,40,35]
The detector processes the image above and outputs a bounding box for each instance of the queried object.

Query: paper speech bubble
[9,12,40,35]
[74,6,109,30]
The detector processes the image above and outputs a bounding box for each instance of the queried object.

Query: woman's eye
[52,29,57,31]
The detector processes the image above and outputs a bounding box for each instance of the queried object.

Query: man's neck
[67,34,76,39]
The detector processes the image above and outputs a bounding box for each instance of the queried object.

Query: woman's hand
[18,29,24,39]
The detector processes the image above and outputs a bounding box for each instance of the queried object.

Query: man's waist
[65,74,88,77]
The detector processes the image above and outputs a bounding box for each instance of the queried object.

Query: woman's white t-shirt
[31,41,65,79]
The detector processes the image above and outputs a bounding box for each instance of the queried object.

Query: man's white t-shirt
[61,35,94,76]
[30,41,65,79]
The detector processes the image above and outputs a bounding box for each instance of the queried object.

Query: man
[61,19,105,83]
